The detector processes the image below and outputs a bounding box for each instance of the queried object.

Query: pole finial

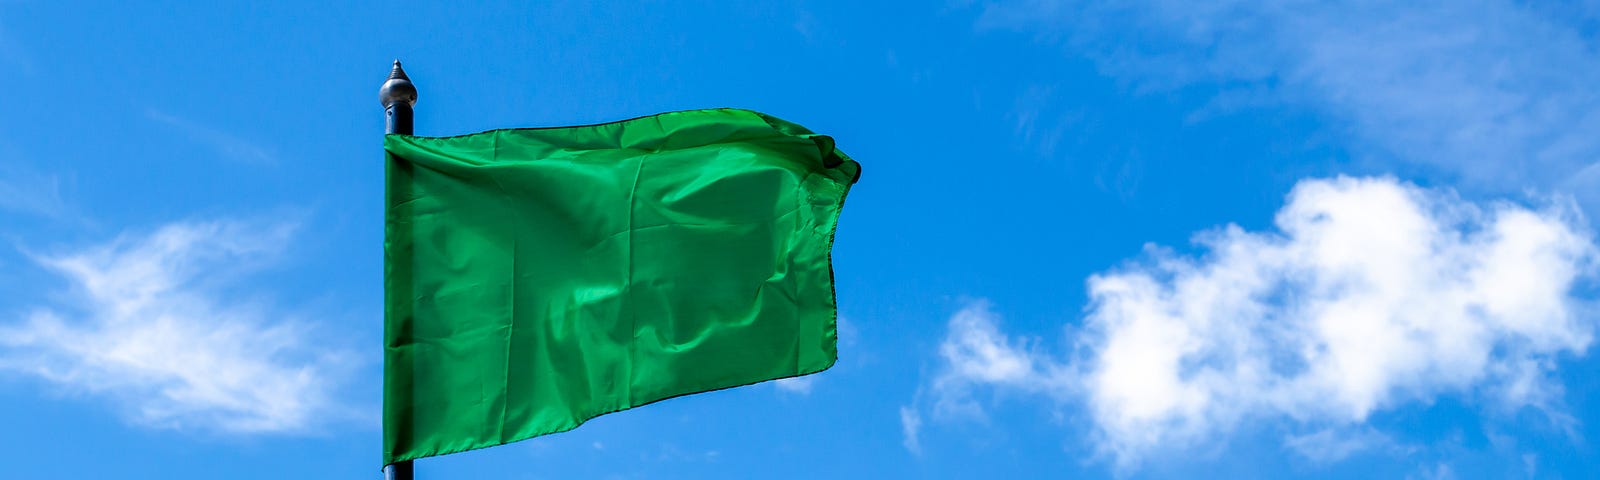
[388,60,409,80]
[380,60,418,108]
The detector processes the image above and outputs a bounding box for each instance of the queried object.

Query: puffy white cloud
[927,301,1066,421]
[0,219,353,433]
[919,177,1597,467]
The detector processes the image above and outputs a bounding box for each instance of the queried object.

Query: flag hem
[384,108,860,185]
[383,357,841,465]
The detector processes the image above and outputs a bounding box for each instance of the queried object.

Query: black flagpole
[379,59,417,480]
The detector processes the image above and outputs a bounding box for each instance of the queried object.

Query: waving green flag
[382,108,860,464]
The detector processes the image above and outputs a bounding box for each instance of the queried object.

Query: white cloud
[928,301,1067,421]
[0,219,352,433]
[1410,462,1457,480]
[774,375,816,394]
[901,302,1066,455]
[1283,427,1400,464]
[918,176,1597,468]
[147,109,276,166]
[900,406,923,455]
[978,1,1600,194]
[0,163,70,220]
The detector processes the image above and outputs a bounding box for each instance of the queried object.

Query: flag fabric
[382,108,861,465]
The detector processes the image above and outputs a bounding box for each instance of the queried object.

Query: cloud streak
[147,109,276,166]
[0,163,71,221]
[978,0,1600,194]
[915,177,1597,468]
[0,219,353,433]
[774,375,816,394]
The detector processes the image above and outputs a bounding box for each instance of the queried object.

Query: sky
[3,1,1600,478]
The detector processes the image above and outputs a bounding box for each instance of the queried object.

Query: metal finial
[380,60,418,108]
[388,60,410,80]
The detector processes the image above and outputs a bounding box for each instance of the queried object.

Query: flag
[383,108,861,464]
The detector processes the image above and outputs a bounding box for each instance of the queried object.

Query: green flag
[382,108,860,464]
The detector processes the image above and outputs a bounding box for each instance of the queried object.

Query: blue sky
[4,1,1600,478]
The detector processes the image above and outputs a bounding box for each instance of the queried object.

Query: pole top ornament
[379,60,418,108]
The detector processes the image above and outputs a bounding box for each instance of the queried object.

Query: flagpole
[380,59,418,480]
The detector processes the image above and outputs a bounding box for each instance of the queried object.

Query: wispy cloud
[0,218,354,433]
[0,163,71,221]
[774,375,816,394]
[1007,85,1071,159]
[899,300,1072,455]
[900,405,923,455]
[1411,462,1458,480]
[1284,427,1404,464]
[978,1,1600,195]
[146,109,276,166]
[927,300,1065,420]
[914,176,1597,469]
